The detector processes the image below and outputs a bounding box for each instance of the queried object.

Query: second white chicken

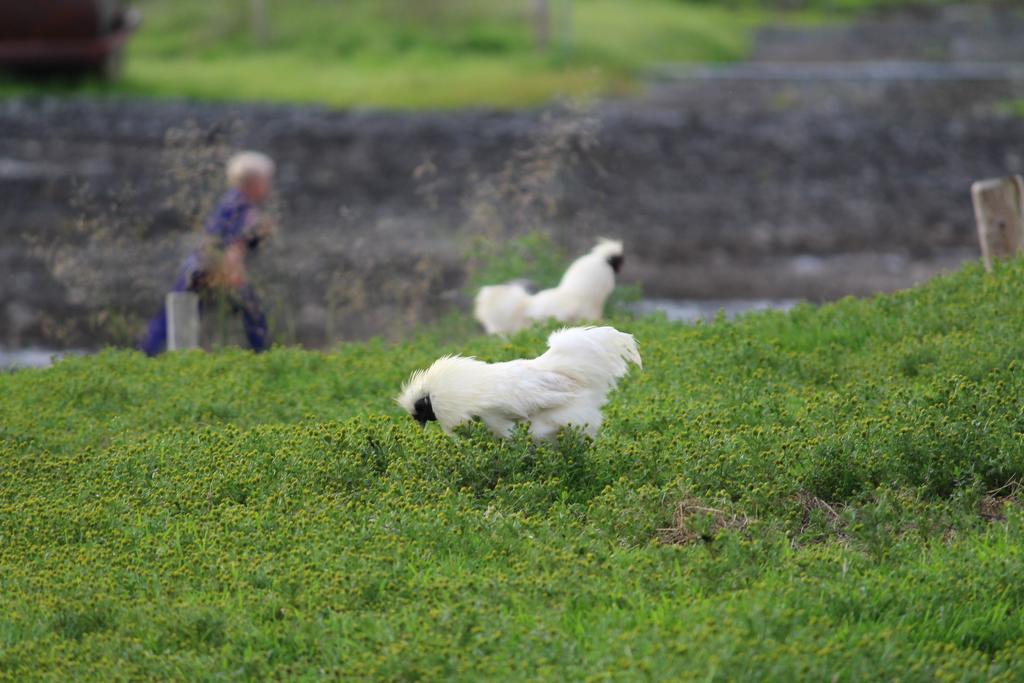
[474,239,624,335]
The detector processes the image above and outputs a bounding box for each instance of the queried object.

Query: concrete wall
[3,8,1024,348]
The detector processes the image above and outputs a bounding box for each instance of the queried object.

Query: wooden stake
[167,292,200,351]
[557,0,573,56]
[533,0,550,51]
[972,175,1024,272]
[251,0,270,48]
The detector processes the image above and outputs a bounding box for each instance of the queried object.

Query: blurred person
[139,152,278,356]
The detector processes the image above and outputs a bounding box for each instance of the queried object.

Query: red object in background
[0,0,140,80]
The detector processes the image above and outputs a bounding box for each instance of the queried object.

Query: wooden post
[250,0,270,47]
[533,0,550,51]
[558,0,573,56]
[166,292,199,351]
[972,175,1024,272]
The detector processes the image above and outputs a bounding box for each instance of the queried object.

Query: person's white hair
[226,151,275,188]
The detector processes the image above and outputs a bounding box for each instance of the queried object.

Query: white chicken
[396,326,641,441]
[474,239,624,335]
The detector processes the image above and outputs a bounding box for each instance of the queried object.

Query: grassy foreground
[3,258,1024,679]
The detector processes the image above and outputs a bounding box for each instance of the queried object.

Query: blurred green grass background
[2,0,965,109]
[122,0,769,108]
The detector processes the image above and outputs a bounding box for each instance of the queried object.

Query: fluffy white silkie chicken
[474,239,625,335]
[397,326,641,441]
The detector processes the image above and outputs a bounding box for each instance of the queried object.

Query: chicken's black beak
[607,255,624,273]
[413,396,436,427]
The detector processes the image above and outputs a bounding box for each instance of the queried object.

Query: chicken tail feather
[474,283,531,335]
[542,326,641,391]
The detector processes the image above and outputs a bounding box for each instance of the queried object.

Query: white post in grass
[558,0,573,56]
[166,292,200,351]
[251,0,270,47]
[533,0,550,51]
[972,175,1024,272]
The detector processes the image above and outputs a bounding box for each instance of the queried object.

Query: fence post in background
[972,174,1024,272]
[558,0,573,57]
[166,292,200,351]
[251,0,270,47]
[533,0,550,51]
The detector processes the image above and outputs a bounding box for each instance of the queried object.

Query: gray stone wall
[3,5,1024,349]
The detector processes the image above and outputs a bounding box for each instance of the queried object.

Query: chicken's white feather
[473,283,531,335]
[397,326,640,440]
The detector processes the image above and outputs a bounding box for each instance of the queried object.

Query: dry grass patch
[794,491,850,546]
[657,498,753,546]
[979,480,1022,523]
